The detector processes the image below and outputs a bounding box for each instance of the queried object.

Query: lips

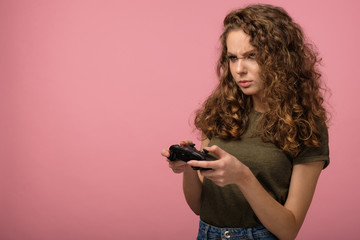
[238,80,252,87]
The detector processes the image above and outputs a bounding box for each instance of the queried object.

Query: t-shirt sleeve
[292,123,330,169]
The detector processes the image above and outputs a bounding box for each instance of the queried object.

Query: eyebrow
[227,49,257,57]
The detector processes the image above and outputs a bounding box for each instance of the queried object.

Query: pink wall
[1,0,359,239]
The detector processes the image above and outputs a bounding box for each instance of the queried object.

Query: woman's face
[226,29,264,100]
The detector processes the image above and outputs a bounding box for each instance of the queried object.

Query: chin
[240,89,258,96]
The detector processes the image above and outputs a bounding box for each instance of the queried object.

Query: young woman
[161,4,329,240]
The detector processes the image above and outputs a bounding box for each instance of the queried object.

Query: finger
[172,168,184,174]
[168,161,187,173]
[199,170,226,187]
[187,160,218,170]
[161,149,170,158]
[204,145,227,158]
[199,169,217,177]
[168,160,187,167]
[179,140,194,146]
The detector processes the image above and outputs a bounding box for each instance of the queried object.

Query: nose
[235,59,247,75]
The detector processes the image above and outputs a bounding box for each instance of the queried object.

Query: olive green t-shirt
[200,110,329,228]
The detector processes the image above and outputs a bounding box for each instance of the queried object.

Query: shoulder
[293,122,329,169]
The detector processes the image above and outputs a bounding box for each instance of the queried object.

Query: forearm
[237,167,299,240]
[183,165,202,215]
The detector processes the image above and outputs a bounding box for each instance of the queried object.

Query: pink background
[1,0,359,239]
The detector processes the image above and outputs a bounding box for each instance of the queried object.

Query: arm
[161,137,210,215]
[238,161,324,240]
[188,145,324,240]
[182,137,209,215]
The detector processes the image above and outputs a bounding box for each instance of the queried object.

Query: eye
[227,55,237,62]
[247,53,257,59]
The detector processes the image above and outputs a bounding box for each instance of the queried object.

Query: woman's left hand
[187,145,246,187]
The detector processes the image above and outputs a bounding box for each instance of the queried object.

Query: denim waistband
[197,220,278,240]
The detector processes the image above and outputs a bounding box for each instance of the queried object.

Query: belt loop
[205,223,209,237]
[202,221,209,238]
[247,228,254,240]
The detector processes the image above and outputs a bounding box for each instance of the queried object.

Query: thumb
[204,145,227,158]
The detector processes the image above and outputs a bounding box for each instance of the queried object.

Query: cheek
[249,62,260,75]
[250,66,262,84]
[228,63,237,78]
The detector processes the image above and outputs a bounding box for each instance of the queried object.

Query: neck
[252,95,268,113]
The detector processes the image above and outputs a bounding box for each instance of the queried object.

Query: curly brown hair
[194,4,328,157]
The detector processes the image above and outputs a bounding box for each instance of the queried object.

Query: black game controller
[167,144,217,170]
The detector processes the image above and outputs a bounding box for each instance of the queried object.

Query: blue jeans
[197,220,279,240]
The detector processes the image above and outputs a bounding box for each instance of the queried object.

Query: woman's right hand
[161,140,194,174]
